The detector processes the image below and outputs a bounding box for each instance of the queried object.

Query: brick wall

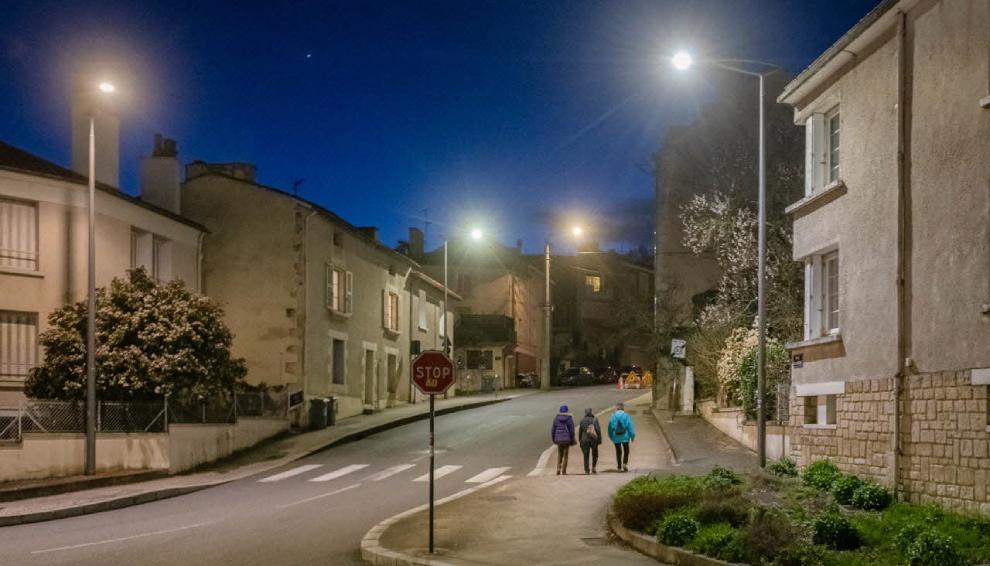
[788,370,990,513]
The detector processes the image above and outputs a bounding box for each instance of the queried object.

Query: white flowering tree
[26,268,246,401]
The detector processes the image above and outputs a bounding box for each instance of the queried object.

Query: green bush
[703,466,742,490]
[832,474,865,505]
[770,544,832,566]
[688,523,737,559]
[767,457,799,478]
[613,475,703,531]
[905,529,966,566]
[850,482,893,511]
[737,340,790,420]
[656,511,700,547]
[734,506,800,564]
[695,495,750,527]
[812,511,861,550]
[803,460,841,490]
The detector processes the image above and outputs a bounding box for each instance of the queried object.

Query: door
[386,353,398,406]
[364,349,375,408]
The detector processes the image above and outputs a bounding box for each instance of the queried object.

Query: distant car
[593,367,618,384]
[559,366,594,387]
[515,372,539,388]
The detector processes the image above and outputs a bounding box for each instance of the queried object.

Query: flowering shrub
[851,482,893,511]
[716,326,757,406]
[905,530,965,566]
[832,474,865,505]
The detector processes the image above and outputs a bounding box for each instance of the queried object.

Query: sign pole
[429,393,435,554]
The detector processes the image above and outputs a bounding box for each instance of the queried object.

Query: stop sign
[412,350,455,395]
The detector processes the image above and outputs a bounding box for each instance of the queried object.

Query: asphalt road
[0,386,643,566]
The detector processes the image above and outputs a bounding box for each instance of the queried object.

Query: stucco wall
[0,433,169,482]
[696,400,789,461]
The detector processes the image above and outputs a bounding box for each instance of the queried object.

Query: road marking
[258,464,322,482]
[277,484,361,509]
[309,464,369,482]
[466,467,511,484]
[365,464,416,481]
[528,445,555,476]
[32,522,214,554]
[413,465,462,482]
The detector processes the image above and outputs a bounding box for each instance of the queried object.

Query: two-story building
[0,106,204,405]
[780,0,990,511]
[181,165,455,421]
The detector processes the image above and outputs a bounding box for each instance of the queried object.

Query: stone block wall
[788,370,990,513]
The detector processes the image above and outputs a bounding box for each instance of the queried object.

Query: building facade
[780,0,990,511]
[182,164,454,422]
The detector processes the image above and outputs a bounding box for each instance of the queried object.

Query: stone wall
[788,370,990,513]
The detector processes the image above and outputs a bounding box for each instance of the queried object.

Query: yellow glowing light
[98,81,116,93]
[671,51,693,71]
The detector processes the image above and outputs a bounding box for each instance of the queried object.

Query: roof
[778,0,909,106]
[0,140,207,232]
[411,270,463,301]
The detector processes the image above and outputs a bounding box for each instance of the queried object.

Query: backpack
[614,415,627,436]
[585,422,598,440]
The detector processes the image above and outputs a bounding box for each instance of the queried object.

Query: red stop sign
[412,350,455,395]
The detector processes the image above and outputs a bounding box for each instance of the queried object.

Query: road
[0,386,642,566]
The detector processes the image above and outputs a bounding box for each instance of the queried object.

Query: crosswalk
[257,462,510,486]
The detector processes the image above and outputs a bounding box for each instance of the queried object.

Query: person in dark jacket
[577,408,602,474]
[551,404,576,475]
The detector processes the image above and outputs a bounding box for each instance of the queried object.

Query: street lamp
[671,53,778,468]
[470,228,483,241]
[541,225,586,391]
[86,80,115,475]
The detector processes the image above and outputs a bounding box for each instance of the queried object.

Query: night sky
[0,0,876,253]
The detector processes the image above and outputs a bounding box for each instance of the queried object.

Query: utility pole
[541,242,552,390]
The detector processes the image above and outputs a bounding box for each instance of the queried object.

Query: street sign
[671,338,687,360]
[412,350,455,395]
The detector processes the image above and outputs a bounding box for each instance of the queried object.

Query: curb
[0,469,170,504]
[360,475,511,566]
[607,511,743,566]
[651,409,681,465]
[0,396,517,529]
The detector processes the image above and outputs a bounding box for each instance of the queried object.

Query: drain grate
[580,537,609,547]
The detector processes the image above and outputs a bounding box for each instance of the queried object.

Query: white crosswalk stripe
[465,467,511,484]
[413,465,462,482]
[309,464,370,482]
[258,464,322,483]
[365,464,417,481]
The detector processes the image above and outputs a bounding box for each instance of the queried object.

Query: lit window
[585,274,602,294]
[325,265,352,314]
[384,291,400,331]
[0,199,38,271]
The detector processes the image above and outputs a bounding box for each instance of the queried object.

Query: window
[325,265,352,314]
[383,290,400,332]
[417,289,428,331]
[331,338,346,385]
[804,395,837,426]
[0,311,37,379]
[585,274,602,294]
[803,249,840,339]
[0,198,38,270]
[466,349,493,370]
[131,229,171,282]
[804,106,841,196]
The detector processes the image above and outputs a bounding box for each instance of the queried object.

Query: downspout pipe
[196,231,205,294]
[893,9,908,500]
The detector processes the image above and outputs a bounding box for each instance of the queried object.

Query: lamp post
[671,52,777,468]
[86,80,115,476]
[540,225,585,391]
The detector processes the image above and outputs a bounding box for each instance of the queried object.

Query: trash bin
[309,398,330,430]
[327,396,337,426]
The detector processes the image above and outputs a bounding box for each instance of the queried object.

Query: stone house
[779,0,990,511]
[181,165,455,422]
[0,124,204,405]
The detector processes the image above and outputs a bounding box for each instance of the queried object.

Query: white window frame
[383,288,400,333]
[825,107,840,185]
[802,245,840,340]
[804,105,840,196]
[0,310,38,380]
[325,264,353,315]
[0,198,39,271]
[417,289,428,331]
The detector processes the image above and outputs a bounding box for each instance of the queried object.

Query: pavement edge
[607,509,738,566]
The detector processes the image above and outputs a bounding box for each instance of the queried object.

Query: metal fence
[0,390,288,443]
[775,382,791,424]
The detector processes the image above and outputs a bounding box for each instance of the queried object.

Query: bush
[812,511,861,550]
[832,474,865,505]
[734,506,800,564]
[688,523,737,559]
[803,460,841,490]
[695,496,750,527]
[770,544,832,566]
[657,511,700,547]
[767,457,799,478]
[850,482,893,511]
[613,475,703,531]
[905,529,966,566]
[704,466,742,490]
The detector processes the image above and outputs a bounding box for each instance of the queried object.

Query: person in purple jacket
[551,404,576,475]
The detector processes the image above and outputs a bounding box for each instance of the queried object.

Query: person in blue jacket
[551,404,576,475]
[607,402,635,472]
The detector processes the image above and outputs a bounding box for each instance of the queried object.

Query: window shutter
[382,289,389,328]
[325,264,332,308]
[345,271,353,313]
[805,114,825,196]
[803,261,813,340]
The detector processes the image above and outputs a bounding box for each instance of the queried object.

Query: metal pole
[85,115,97,476]
[443,241,448,355]
[756,73,767,468]
[429,393,435,553]
[541,242,551,390]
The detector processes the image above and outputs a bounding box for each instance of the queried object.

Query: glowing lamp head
[470,228,483,241]
[98,81,116,94]
[571,226,584,238]
[671,51,693,71]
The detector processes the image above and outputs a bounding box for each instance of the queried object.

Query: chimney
[357,226,379,241]
[409,227,425,257]
[70,83,120,188]
[140,134,181,214]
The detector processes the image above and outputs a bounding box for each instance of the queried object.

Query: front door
[364,349,375,409]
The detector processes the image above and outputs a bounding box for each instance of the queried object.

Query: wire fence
[0,390,289,443]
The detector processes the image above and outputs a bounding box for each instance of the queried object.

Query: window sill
[803,424,838,430]
[383,328,401,339]
[980,95,990,109]
[785,180,846,217]
[328,309,352,320]
[0,267,43,279]
[786,333,843,351]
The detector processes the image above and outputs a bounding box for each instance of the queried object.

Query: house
[181,166,455,422]
[779,0,990,511]
[0,100,204,405]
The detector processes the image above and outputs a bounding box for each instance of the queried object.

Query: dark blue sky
[1,0,876,253]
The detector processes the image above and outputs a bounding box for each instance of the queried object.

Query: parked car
[515,372,539,388]
[558,366,594,387]
[593,367,618,384]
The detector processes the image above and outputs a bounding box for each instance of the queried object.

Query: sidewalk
[651,409,757,473]
[364,393,673,566]
[0,390,533,527]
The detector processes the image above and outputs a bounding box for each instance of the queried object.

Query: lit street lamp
[671,52,778,468]
[541,225,584,391]
[86,80,115,475]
